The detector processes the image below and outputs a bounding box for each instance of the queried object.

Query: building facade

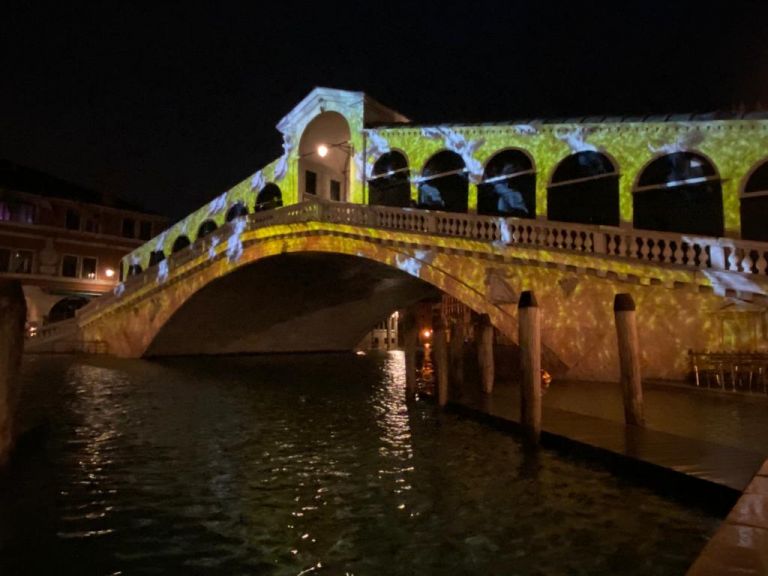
[0,160,167,330]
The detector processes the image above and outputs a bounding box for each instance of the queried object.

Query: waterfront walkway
[446,380,767,495]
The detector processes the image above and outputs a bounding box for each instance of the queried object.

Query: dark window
[197,221,217,240]
[369,152,411,207]
[139,221,153,240]
[226,202,248,222]
[305,170,317,195]
[122,218,135,238]
[65,209,81,231]
[741,159,768,241]
[62,255,78,278]
[81,257,97,279]
[256,184,283,211]
[149,250,166,266]
[84,218,99,233]
[0,249,9,271]
[478,150,536,218]
[330,179,341,201]
[548,152,619,226]
[634,152,722,236]
[3,202,35,224]
[172,236,191,253]
[419,151,468,213]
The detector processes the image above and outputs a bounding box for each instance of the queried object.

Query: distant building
[357,312,399,351]
[0,159,167,330]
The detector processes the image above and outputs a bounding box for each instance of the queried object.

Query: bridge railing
[79,199,768,324]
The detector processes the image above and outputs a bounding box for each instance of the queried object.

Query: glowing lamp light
[317,144,329,158]
[105,268,115,278]
[422,329,432,339]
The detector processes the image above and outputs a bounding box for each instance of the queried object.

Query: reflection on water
[1,353,716,575]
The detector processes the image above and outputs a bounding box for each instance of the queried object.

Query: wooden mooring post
[614,293,645,427]
[477,314,494,394]
[518,291,541,444]
[0,280,26,467]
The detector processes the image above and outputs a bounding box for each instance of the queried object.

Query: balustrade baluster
[742,251,755,274]
[756,252,768,275]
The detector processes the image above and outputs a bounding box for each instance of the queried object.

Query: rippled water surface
[1,354,717,575]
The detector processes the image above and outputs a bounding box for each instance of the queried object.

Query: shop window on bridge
[256,183,283,211]
[368,151,411,208]
[127,263,143,276]
[634,152,723,237]
[48,296,88,324]
[197,220,217,240]
[149,250,166,267]
[0,201,35,224]
[741,159,768,242]
[226,202,248,222]
[171,235,191,253]
[478,150,536,217]
[419,151,468,213]
[548,152,619,226]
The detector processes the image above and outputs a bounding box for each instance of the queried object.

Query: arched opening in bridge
[298,111,352,202]
[633,152,723,236]
[548,152,619,226]
[47,296,89,324]
[128,264,143,276]
[478,149,535,217]
[197,220,217,240]
[172,236,191,253]
[368,151,411,207]
[740,159,768,241]
[256,183,283,211]
[149,250,166,267]
[226,202,248,222]
[419,151,468,213]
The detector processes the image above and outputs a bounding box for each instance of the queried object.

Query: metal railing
[689,350,768,394]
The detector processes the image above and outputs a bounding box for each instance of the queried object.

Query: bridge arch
[171,235,191,254]
[548,151,619,226]
[368,150,411,207]
[197,220,218,241]
[298,111,352,202]
[478,148,536,217]
[419,150,469,213]
[633,151,723,236]
[740,158,768,241]
[255,183,283,211]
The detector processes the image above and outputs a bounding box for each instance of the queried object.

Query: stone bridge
[78,198,768,381]
[74,87,768,381]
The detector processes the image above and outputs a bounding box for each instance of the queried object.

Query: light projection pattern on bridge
[121,93,768,278]
[90,215,761,379]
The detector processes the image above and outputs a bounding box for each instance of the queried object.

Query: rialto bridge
[75,88,768,381]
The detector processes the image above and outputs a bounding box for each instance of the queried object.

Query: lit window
[81,257,97,279]
[8,250,33,274]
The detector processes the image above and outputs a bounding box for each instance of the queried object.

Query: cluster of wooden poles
[401,291,646,445]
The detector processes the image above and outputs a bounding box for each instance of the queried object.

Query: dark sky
[2,1,767,219]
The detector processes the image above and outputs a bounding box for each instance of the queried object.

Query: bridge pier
[614,293,645,427]
[477,314,494,394]
[0,280,26,467]
[519,291,542,445]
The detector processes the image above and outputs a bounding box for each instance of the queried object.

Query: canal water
[1,354,717,575]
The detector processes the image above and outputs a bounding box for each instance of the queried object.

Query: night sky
[2,2,767,219]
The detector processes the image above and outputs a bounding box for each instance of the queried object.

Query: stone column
[433,314,449,408]
[402,310,418,400]
[614,293,645,427]
[518,290,541,444]
[477,314,494,394]
[0,280,26,467]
